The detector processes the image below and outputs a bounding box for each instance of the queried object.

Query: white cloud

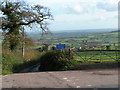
[108,0,119,4]
[0,0,118,31]
[26,0,119,30]
[74,5,83,13]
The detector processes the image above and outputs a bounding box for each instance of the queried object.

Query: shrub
[39,50,78,71]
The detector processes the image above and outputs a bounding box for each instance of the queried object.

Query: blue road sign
[56,44,66,49]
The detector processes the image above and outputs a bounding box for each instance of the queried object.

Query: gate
[75,50,119,62]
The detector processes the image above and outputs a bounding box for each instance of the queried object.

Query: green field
[75,51,119,63]
[27,30,119,51]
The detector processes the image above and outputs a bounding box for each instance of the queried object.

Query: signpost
[56,44,66,50]
[56,44,72,60]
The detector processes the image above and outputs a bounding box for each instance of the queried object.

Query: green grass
[75,51,119,63]
[2,49,42,75]
[53,32,118,48]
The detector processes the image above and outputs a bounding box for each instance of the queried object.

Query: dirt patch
[92,72,113,75]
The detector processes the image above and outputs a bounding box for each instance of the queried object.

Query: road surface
[1,68,119,88]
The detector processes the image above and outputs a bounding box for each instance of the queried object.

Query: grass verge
[2,49,42,75]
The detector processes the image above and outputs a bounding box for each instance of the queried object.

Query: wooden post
[68,48,70,60]
[22,27,25,57]
[100,50,102,63]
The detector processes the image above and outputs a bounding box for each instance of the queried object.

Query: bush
[39,50,78,71]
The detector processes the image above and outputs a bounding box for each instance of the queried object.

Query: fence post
[100,50,102,63]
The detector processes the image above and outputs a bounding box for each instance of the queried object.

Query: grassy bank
[2,49,42,75]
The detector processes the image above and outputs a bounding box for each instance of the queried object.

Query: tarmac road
[2,68,119,88]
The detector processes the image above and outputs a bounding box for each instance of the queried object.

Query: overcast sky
[22,0,119,31]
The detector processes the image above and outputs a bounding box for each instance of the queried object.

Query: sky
[25,0,119,31]
[2,0,119,31]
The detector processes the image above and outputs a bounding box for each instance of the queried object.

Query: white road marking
[63,78,68,80]
[76,86,81,88]
[87,85,92,87]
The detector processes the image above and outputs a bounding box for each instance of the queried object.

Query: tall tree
[0,1,52,50]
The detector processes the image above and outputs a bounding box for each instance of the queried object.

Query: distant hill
[53,28,117,33]
[26,28,117,41]
[110,30,120,33]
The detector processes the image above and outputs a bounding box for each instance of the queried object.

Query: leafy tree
[0,1,52,50]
